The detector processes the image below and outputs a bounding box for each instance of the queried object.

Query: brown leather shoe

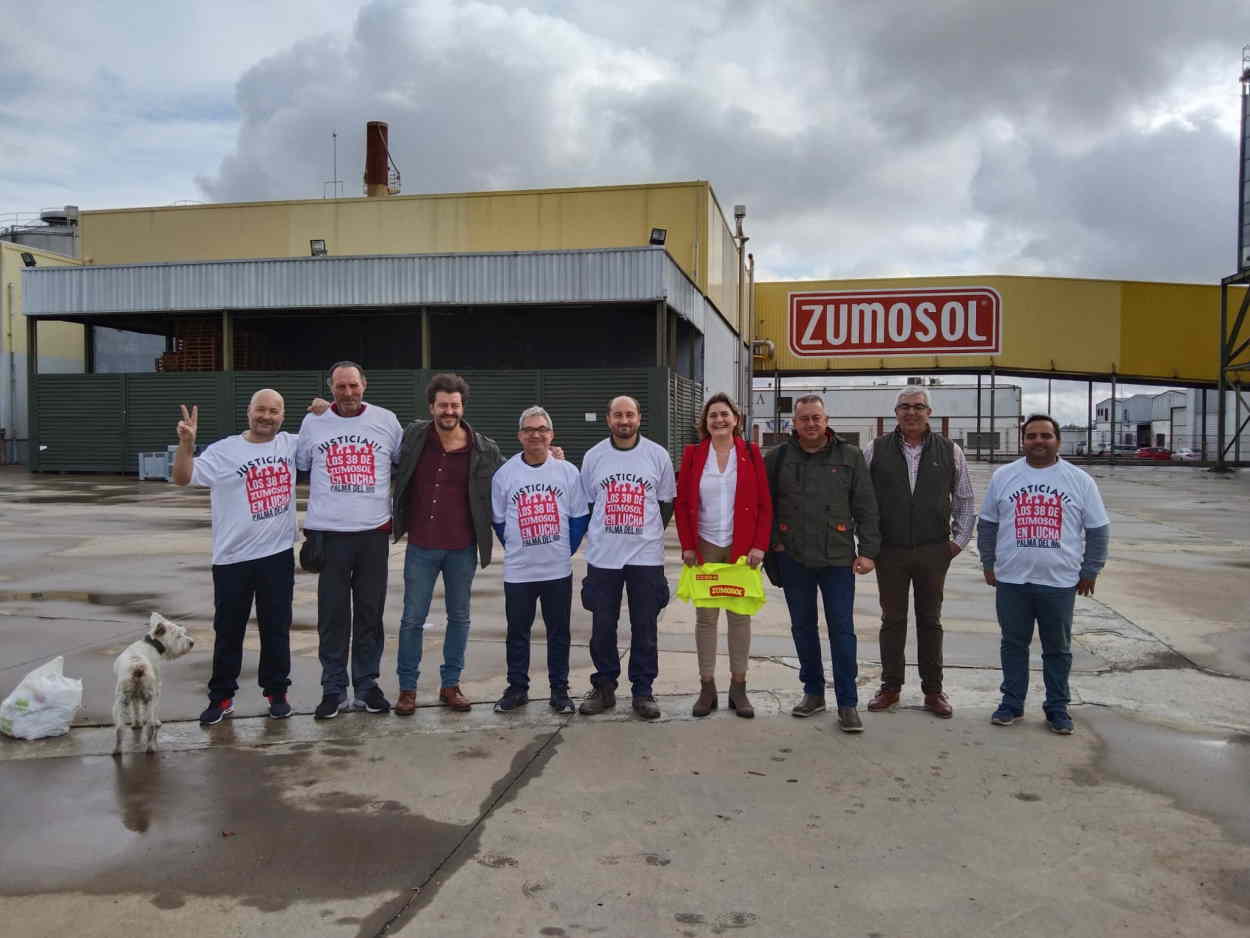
[439,685,472,712]
[394,690,417,716]
[924,692,953,718]
[692,679,718,718]
[867,686,900,712]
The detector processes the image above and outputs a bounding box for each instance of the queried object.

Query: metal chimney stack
[364,121,391,198]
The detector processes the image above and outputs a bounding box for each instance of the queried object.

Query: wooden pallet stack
[155,319,221,372]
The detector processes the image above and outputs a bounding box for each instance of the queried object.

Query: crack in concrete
[372,720,570,936]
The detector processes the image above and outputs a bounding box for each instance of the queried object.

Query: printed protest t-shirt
[979,458,1110,587]
[580,436,677,569]
[296,405,403,532]
[491,453,583,583]
[190,432,299,565]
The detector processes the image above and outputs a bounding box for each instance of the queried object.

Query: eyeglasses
[895,404,930,412]
[521,426,552,435]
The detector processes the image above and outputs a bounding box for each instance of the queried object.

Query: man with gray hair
[489,406,589,714]
[863,386,975,719]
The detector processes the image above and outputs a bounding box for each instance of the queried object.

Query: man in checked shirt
[862,387,975,719]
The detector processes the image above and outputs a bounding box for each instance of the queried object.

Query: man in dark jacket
[766,394,880,732]
[391,373,503,715]
[864,387,975,719]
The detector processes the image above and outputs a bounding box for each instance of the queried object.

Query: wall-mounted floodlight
[733,204,746,220]
[309,239,328,257]
[648,227,667,246]
[20,252,36,268]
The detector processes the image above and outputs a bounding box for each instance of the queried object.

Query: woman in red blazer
[675,392,773,718]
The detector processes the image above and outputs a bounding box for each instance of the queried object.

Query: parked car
[1172,447,1202,463]
[1135,446,1172,460]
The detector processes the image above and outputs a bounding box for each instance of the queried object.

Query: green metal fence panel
[669,373,703,465]
[453,370,541,459]
[357,370,425,426]
[123,373,229,472]
[231,372,323,435]
[35,374,126,472]
[536,368,656,466]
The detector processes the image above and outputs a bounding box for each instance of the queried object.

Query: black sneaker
[314,693,347,720]
[549,688,575,714]
[266,693,292,719]
[494,686,529,712]
[199,698,234,725]
[354,686,391,714]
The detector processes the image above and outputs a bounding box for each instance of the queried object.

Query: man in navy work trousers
[978,414,1110,735]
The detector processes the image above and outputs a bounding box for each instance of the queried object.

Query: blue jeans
[504,576,572,692]
[777,552,858,706]
[396,544,477,691]
[995,581,1076,715]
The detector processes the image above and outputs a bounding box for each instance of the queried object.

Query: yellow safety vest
[675,557,767,615]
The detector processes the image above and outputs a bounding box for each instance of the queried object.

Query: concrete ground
[1,461,1248,937]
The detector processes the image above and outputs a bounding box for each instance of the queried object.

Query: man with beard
[298,362,404,720]
[978,415,1109,735]
[577,395,676,720]
[173,389,298,724]
[391,373,504,715]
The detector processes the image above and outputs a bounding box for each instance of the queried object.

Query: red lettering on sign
[788,288,1001,357]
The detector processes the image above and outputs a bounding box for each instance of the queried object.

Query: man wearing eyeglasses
[390,373,503,716]
[489,407,589,715]
[863,387,975,720]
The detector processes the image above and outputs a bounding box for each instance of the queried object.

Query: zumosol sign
[788,287,1002,358]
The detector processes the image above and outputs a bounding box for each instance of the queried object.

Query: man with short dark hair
[390,373,503,715]
[864,387,975,719]
[298,361,403,720]
[978,415,1110,735]
[577,395,676,720]
[766,394,880,732]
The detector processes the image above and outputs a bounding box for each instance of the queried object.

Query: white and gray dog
[112,612,195,755]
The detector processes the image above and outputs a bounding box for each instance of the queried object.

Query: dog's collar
[143,634,167,655]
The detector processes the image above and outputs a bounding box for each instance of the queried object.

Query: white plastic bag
[0,656,83,740]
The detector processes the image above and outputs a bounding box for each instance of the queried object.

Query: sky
[3,0,1248,423]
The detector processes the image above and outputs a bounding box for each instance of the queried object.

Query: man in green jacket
[766,394,881,732]
[390,373,504,715]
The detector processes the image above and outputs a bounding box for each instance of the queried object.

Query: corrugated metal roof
[22,247,709,330]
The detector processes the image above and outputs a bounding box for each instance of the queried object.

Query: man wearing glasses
[863,387,975,719]
[490,407,589,714]
[390,373,503,715]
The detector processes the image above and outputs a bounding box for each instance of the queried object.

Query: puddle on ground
[0,590,159,607]
[1084,707,1250,845]
[0,733,558,938]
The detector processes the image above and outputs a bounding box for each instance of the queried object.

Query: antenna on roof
[323,131,344,199]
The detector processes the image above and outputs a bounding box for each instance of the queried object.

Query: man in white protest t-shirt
[297,361,403,720]
[977,414,1110,736]
[577,395,676,720]
[490,406,589,716]
[173,389,298,725]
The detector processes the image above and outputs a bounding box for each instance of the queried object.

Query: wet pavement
[1,463,1249,937]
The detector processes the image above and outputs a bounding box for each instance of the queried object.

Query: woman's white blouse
[697,445,737,548]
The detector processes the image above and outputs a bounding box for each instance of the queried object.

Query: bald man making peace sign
[173,390,300,726]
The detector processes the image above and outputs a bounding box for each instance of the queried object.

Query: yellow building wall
[1,242,84,363]
[754,274,1234,384]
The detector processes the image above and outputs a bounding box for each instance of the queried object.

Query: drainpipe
[5,280,14,464]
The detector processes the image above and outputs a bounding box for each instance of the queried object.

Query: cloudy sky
[3,0,1247,421]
